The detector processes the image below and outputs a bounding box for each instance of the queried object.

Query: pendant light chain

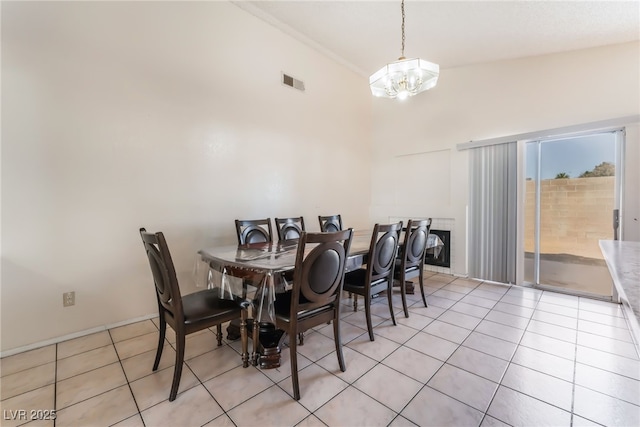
[400,0,406,59]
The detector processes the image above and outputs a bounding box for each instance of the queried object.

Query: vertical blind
[468,142,517,283]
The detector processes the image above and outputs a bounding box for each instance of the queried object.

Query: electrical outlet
[63,291,75,307]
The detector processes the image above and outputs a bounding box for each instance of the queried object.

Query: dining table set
[141,215,445,401]
[194,217,443,370]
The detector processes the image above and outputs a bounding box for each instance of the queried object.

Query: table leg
[252,315,260,366]
[405,280,415,294]
[240,309,249,368]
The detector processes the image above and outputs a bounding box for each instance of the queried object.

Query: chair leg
[169,333,185,401]
[419,269,428,307]
[298,332,304,345]
[153,315,166,371]
[289,330,301,400]
[215,324,223,346]
[400,278,409,318]
[353,294,358,312]
[364,294,374,341]
[333,316,346,372]
[386,281,397,326]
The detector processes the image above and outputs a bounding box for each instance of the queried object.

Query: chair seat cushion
[273,290,311,316]
[274,290,333,323]
[393,263,420,278]
[182,289,241,325]
[344,268,387,289]
[343,268,367,287]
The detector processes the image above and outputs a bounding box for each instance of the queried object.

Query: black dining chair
[273,229,353,400]
[318,214,355,297]
[395,218,432,317]
[275,217,305,241]
[318,214,343,232]
[343,222,402,341]
[235,218,274,245]
[139,228,248,401]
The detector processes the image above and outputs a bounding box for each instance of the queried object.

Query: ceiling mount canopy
[369,0,439,100]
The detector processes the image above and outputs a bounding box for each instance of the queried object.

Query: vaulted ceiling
[236,1,640,77]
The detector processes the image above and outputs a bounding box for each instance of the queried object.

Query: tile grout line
[490,290,627,426]
[5,276,640,427]
[113,319,152,426]
[354,278,496,425]
[389,279,487,424]
[570,305,579,427]
[112,326,146,426]
[476,283,543,426]
[572,302,640,411]
[53,343,58,427]
[410,279,531,424]
[427,279,511,426]
[196,338,241,426]
[298,281,449,424]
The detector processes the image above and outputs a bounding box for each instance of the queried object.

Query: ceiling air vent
[282,73,305,92]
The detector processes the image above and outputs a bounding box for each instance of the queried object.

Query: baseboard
[0,313,157,358]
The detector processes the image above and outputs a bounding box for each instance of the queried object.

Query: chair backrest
[235,218,273,245]
[318,214,343,232]
[139,228,184,322]
[401,219,432,271]
[289,229,353,315]
[275,217,305,241]
[366,222,402,285]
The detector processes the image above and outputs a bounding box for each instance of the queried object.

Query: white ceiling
[235,1,640,77]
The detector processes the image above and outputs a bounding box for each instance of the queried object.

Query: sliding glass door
[523,131,622,297]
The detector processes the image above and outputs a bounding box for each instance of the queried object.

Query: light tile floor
[2,273,639,427]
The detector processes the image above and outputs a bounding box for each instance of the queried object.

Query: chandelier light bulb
[369,1,439,99]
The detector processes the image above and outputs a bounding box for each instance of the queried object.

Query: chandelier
[369,0,439,100]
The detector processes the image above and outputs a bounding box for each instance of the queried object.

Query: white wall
[1,2,372,352]
[3,3,638,354]
[370,42,640,276]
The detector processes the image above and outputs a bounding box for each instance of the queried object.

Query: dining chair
[318,214,354,298]
[318,214,343,232]
[235,218,274,245]
[343,222,402,341]
[139,228,248,401]
[273,229,353,400]
[275,216,305,241]
[394,218,432,317]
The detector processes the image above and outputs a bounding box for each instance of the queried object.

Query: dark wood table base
[227,319,285,369]
[226,282,415,368]
[394,280,415,294]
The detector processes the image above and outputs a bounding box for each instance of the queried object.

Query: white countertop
[599,240,640,321]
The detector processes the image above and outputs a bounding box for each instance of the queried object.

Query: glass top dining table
[196,230,371,316]
[199,230,369,276]
[198,230,443,270]
[195,230,443,366]
[196,230,443,317]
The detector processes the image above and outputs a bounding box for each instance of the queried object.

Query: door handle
[613,209,620,240]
